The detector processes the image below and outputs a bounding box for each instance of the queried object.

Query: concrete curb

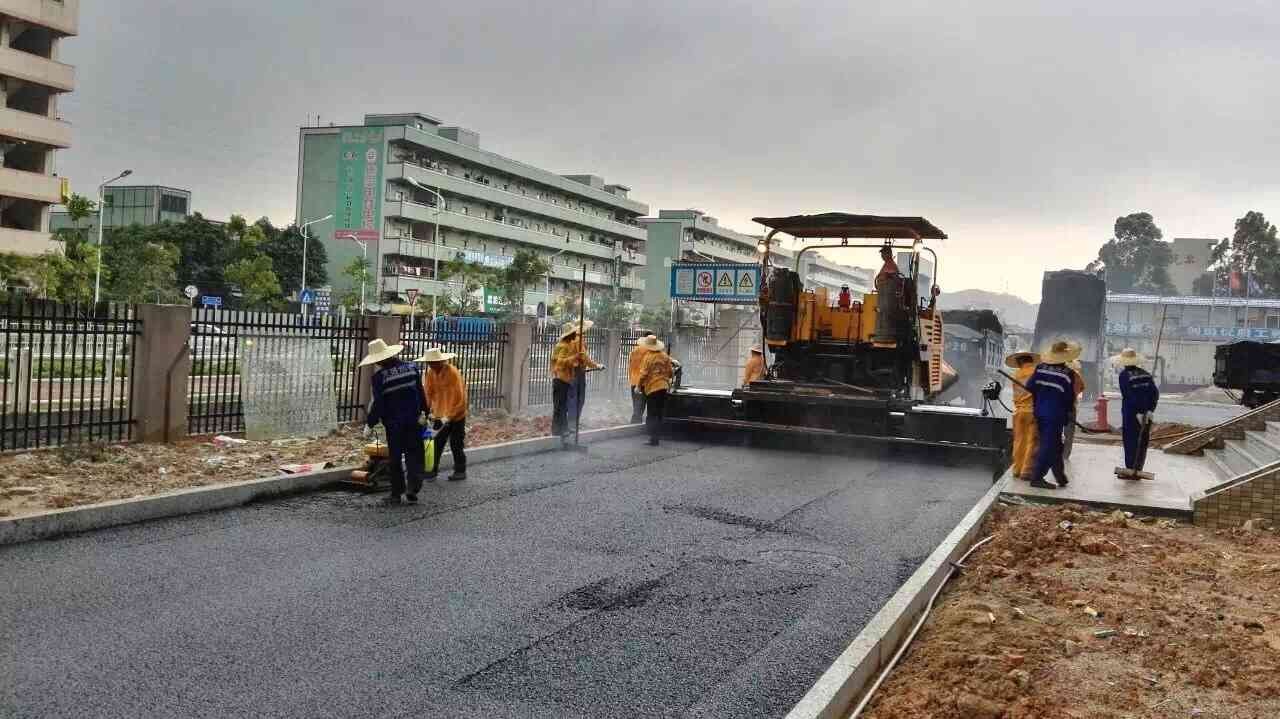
[784,480,1004,719]
[0,424,644,547]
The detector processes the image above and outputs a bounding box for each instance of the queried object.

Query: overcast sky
[57,1,1280,302]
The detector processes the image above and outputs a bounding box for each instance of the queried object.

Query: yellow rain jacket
[627,345,649,387]
[1011,363,1038,478]
[743,354,765,386]
[424,363,468,421]
[637,350,674,395]
[551,337,599,383]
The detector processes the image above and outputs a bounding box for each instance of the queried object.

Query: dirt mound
[863,504,1280,718]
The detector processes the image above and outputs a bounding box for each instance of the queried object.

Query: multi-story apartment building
[50,185,191,234]
[640,208,873,306]
[0,0,76,255]
[296,113,648,314]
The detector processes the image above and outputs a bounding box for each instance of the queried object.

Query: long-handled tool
[996,369,1108,435]
[1116,304,1167,480]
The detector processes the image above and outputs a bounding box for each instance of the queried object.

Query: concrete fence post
[11,347,31,413]
[130,304,192,442]
[502,321,534,415]
[606,329,623,395]
[355,315,402,417]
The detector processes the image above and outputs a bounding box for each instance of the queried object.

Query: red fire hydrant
[1093,395,1111,432]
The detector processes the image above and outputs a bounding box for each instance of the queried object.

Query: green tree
[1209,211,1280,296]
[1086,212,1176,294]
[162,214,232,293]
[101,227,181,303]
[336,256,371,313]
[225,254,283,310]
[258,219,329,296]
[637,305,672,335]
[63,192,96,242]
[437,258,492,316]
[586,291,636,329]
[489,249,550,321]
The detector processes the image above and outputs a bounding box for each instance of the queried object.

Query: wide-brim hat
[415,347,457,363]
[638,334,665,352]
[1040,340,1082,365]
[1069,359,1083,372]
[1004,351,1039,368]
[359,338,405,367]
[1110,347,1146,366]
[559,319,594,341]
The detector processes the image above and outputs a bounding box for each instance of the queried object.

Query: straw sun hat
[559,319,595,341]
[638,334,666,352]
[1040,340,1082,365]
[415,347,457,363]
[358,338,405,367]
[1003,351,1039,368]
[1110,347,1147,366]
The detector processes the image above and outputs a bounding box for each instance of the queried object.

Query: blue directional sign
[201,295,223,308]
[299,289,315,305]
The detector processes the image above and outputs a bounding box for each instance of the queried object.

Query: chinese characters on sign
[1106,321,1280,341]
[333,127,384,243]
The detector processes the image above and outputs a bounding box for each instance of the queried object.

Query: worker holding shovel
[361,338,428,505]
[1113,347,1159,475]
[417,347,468,482]
[551,320,602,449]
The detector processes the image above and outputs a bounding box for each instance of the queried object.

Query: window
[159,194,187,214]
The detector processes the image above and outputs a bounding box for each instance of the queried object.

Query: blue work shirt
[366,358,426,429]
[1028,363,1075,423]
[1118,366,1159,415]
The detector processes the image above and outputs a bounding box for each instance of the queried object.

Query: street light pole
[337,233,368,315]
[93,169,133,306]
[405,177,445,319]
[297,213,333,317]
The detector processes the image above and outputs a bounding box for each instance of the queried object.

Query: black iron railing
[399,318,509,411]
[187,309,368,435]
[0,301,139,450]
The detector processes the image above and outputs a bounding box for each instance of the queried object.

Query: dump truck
[1213,340,1280,408]
[664,212,1009,473]
[1033,269,1106,398]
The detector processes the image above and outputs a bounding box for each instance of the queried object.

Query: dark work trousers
[553,375,587,439]
[386,422,425,497]
[430,419,467,475]
[1122,411,1151,469]
[645,390,667,442]
[1032,415,1068,483]
[631,386,647,424]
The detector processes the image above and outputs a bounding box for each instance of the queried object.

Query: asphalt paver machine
[664,212,1010,474]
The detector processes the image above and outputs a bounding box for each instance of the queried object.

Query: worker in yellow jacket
[1007,351,1039,480]
[551,320,602,447]
[417,347,468,481]
[628,333,657,423]
[636,335,675,446]
[743,347,765,386]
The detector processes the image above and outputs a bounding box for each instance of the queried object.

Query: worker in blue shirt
[1027,340,1081,489]
[1113,347,1160,471]
[360,338,427,505]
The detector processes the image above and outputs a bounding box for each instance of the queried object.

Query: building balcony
[0,226,53,255]
[390,161,646,243]
[547,263,645,291]
[687,238,759,264]
[0,166,60,204]
[385,199,644,265]
[0,106,69,147]
[0,46,74,91]
[0,0,79,36]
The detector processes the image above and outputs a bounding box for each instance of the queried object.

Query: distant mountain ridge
[938,289,1039,330]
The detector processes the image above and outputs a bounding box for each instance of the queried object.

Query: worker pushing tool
[1064,356,1086,459]
[1027,340,1080,489]
[551,320,602,449]
[361,338,428,505]
[628,333,656,423]
[417,347,468,482]
[635,335,675,446]
[1006,351,1039,480]
[1114,347,1160,476]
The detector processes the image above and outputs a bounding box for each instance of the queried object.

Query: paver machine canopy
[664,212,1009,474]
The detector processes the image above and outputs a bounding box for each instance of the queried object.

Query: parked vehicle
[1213,340,1280,407]
[429,316,496,341]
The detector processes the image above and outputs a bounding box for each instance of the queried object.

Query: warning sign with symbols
[669,262,762,304]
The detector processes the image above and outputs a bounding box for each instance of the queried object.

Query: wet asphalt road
[0,436,993,718]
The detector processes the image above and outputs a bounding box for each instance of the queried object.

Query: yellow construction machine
[664,212,1008,473]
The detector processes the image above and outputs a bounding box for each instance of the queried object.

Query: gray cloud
[57,0,1280,300]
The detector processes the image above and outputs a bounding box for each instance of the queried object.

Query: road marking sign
[184,285,199,300]
[300,289,315,305]
[406,288,419,305]
[201,295,222,308]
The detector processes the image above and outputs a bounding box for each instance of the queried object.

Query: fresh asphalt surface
[1,435,994,718]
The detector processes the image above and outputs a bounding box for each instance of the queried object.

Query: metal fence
[616,329,645,391]
[400,318,509,411]
[525,323,618,406]
[669,325,749,389]
[0,301,139,450]
[187,309,368,435]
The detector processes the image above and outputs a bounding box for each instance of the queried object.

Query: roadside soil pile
[0,404,633,518]
[863,503,1280,719]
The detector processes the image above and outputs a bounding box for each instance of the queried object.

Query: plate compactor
[663,212,1010,476]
